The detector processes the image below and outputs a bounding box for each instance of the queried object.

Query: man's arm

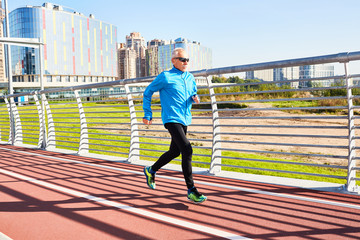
[191,75,200,104]
[142,73,164,124]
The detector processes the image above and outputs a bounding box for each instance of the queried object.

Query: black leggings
[151,123,194,189]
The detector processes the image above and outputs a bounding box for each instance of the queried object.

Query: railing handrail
[1,50,359,194]
[3,51,360,99]
[192,51,360,77]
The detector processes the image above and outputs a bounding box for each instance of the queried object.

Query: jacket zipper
[182,72,188,124]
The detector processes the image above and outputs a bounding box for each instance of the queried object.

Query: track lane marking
[0,160,248,240]
[0,232,12,240]
[2,147,358,210]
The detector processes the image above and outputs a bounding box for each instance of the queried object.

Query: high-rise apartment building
[0,0,6,83]
[118,43,136,79]
[157,38,212,73]
[126,32,146,78]
[8,3,118,91]
[145,39,163,77]
[119,35,212,82]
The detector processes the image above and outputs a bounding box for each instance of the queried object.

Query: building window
[47,76,52,82]
[56,76,61,82]
[74,76,78,82]
[65,76,70,82]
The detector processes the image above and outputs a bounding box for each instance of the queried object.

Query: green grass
[1,101,357,185]
[271,100,317,108]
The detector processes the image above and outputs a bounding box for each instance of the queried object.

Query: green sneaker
[187,187,207,204]
[144,166,156,189]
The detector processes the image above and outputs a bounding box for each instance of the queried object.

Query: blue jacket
[143,67,197,126]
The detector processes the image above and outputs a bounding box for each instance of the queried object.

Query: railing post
[206,76,222,175]
[33,93,46,149]
[4,98,13,144]
[42,94,56,150]
[74,90,89,155]
[125,84,139,163]
[345,62,359,193]
[9,97,22,145]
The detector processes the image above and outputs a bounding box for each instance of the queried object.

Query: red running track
[0,145,360,240]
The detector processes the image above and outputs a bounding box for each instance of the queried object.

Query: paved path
[0,145,359,240]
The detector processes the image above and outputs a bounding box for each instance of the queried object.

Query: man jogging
[142,48,207,204]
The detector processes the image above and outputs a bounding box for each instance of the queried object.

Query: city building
[299,65,334,87]
[246,65,334,88]
[119,35,212,84]
[126,32,146,78]
[274,67,300,88]
[145,39,163,77]
[8,3,118,91]
[118,43,136,79]
[157,37,212,73]
[246,69,274,82]
[0,0,5,83]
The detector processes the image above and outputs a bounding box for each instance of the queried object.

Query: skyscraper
[119,35,212,81]
[157,38,212,73]
[126,32,146,78]
[145,39,163,77]
[0,0,6,83]
[118,43,136,79]
[8,3,118,91]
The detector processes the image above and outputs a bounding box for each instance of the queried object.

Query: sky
[6,0,360,74]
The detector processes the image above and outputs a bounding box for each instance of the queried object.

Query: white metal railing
[0,52,360,194]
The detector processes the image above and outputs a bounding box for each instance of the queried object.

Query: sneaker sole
[143,167,155,190]
[187,197,207,204]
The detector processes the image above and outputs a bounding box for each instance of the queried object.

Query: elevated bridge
[0,49,360,239]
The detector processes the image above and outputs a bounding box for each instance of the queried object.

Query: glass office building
[8,3,117,89]
[157,38,212,73]
[245,64,334,88]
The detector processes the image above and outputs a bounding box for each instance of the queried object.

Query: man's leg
[163,123,207,203]
[161,123,194,189]
[151,128,181,172]
[144,123,181,190]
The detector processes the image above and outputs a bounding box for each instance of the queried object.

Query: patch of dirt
[105,103,356,166]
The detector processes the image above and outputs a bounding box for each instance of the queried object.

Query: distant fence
[0,51,360,193]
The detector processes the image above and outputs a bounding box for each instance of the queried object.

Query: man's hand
[192,95,200,104]
[143,118,152,125]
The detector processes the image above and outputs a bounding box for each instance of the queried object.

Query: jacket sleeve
[142,73,164,120]
[191,76,199,103]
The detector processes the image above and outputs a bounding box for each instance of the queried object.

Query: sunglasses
[175,57,189,62]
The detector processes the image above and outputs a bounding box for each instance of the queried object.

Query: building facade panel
[8,3,117,90]
[0,0,5,82]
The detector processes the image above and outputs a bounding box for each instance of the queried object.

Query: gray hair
[171,48,186,59]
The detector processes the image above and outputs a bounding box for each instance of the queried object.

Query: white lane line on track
[0,148,248,240]
[1,147,360,211]
[0,232,13,240]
